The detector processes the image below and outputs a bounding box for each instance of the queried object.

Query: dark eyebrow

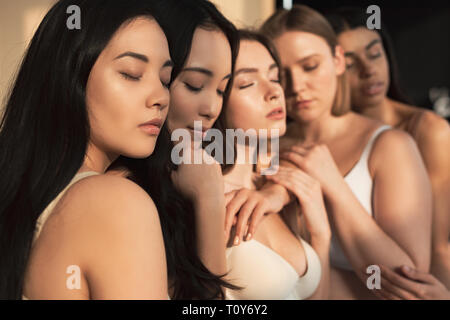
[296,54,320,63]
[236,63,278,76]
[365,39,381,51]
[345,39,382,58]
[182,67,213,77]
[183,67,231,81]
[235,68,258,76]
[114,51,148,63]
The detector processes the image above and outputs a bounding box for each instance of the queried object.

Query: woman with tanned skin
[325,7,450,299]
[260,5,433,300]
[222,30,331,300]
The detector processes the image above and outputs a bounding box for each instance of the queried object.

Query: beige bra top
[223,179,322,300]
[225,237,322,300]
[22,171,100,300]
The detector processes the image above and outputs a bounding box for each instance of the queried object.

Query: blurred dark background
[276,0,450,120]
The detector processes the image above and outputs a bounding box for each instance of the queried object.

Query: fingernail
[233,236,240,246]
[246,233,252,241]
[403,265,411,272]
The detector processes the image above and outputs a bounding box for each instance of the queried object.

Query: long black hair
[325,7,412,105]
[109,0,241,299]
[0,0,223,299]
[155,0,240,174]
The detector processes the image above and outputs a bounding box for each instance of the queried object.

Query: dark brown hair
[325,7,412,105]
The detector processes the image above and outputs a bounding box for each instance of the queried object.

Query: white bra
[225,237,321,300]
[330,125,391,271]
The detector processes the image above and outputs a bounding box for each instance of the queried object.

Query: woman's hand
[266,166,331,242]
[280,144,344,196]
[171,146,224,208]
[376,265,450,300]
[224,185,288,245]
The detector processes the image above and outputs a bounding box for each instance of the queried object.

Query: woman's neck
[357,97,402,127]
[224,140,257,189]
[80,142,117,174]
[290,112,342,145]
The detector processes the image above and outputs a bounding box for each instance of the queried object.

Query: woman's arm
[281,130,432,284]
[376,264,450,300]
[193,194,227,275]
[68,175,168,299]
[171,149,228,277]
[415,112,450,287]
[267,167,331,299]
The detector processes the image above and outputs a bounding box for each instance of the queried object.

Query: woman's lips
[266,107,285,120]
[294,99,314,109]
[187,126,209,138]
[139,118,162,135]
[362,82,385,96]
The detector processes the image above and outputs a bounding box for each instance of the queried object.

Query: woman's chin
[124,145,156,159]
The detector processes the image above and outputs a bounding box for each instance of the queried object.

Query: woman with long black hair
[0,0,238,300]
[110,0,241,299]
[0,0,175,300]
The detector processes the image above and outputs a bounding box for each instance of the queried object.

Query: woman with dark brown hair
[259,5,432,299]
[326,8,450,296]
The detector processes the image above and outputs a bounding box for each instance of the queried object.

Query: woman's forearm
[194,196,228,276]
[308,236,331,299]
[326,182,420,275]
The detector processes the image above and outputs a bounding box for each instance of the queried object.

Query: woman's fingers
[280,151,306,169]
[246,202,266,241]
[225,190,237,205]
[234,199,258,245]
[268,169,313,202]
[380,276,419,300]
[399,265,436,284]
[379,265,422,299]
[224,191,248,241]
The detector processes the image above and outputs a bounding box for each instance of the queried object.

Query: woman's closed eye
[120,72,142,81]
[368,51,382,60]
[184,82,203,92]
[238,82,254,90]
[303,63,318,72]
[270,78,281,84]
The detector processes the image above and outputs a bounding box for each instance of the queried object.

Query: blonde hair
[261,5,350,116]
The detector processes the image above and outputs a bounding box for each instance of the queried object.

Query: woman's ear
[334,45,346,76]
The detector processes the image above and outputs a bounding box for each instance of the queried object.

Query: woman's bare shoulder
[46,174,160,249]
[346,111,384,131]
[414,110,450,145]
[368,128,421,174]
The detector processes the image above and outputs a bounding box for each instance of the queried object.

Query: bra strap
[33,171,100,243]
[359,125,391,164]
